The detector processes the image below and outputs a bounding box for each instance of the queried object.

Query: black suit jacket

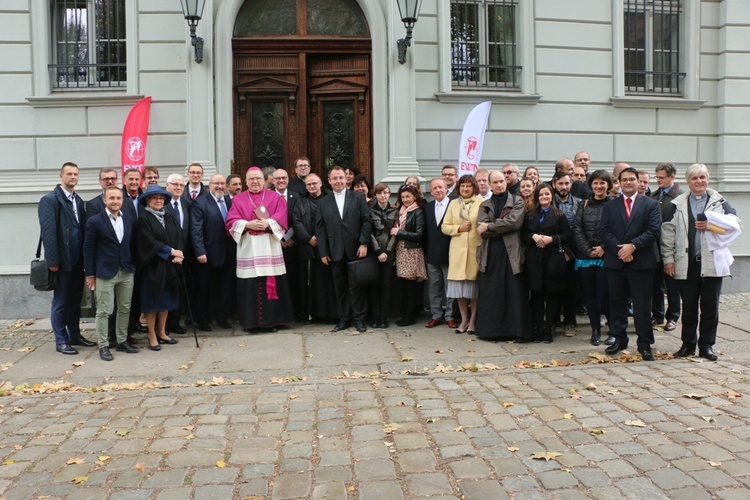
[86,194,105,218]
[316,190,372,262]
[190,194,233,267]
[165,197,192,258]
[600,193,661,271]
[121,187,139,219]
[83,210,136,279]
[182,182,208,204]
[423,199,451,266]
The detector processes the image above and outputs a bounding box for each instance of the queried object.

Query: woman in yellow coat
[441,174,484,334]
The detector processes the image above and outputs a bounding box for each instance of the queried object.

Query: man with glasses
[289,157,312,194]
[650,162,683,332]
[442,164,460,199]
[600,167,662,360]
[190,174,235,331]
[183,163,207,202]
[165,174,191,335]
[144,167,160,187]
[502,163,520,195]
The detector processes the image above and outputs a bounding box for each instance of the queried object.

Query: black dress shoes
[56,343,78,355]
[70,336,96,347]
[333,320,351,331]
[605,342,628,355]
[604,335,616,345]
[639,348,655,361]
[116,342,140,353]
[674,345,696,357]
[157,337,178,345]
[699,347,718,361]
[355,321,367,333]
[217,320,232,330]
[99,347,113,361]
[197,322,213,332]
[168,324,187,334]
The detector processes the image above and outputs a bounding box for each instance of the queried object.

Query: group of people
[38,153,741,363]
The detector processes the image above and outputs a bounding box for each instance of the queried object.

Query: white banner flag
[458,101,492,176]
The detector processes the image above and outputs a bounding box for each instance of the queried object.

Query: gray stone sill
[610,96,706,110]
[26,93,145,108]
[435,91,542,105]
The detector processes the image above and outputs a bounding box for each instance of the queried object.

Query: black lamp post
[396,0,423,64]
[180,0,206,63]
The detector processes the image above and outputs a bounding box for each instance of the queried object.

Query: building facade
[1,0,749,318]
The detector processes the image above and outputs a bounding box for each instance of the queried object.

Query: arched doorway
[232,0,372,182]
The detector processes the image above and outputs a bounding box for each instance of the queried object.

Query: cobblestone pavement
[0,294,749,498]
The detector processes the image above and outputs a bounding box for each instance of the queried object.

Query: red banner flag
[121,96,152,184]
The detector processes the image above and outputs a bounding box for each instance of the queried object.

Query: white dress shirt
[434,198,448,224]
[106,208,124,243]
[334,189,346,218]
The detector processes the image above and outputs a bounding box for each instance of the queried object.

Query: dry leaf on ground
[530,451,563,461]
[624,420,646,427]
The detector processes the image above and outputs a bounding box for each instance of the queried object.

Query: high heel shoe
[455,325,468,334]
[157,336,178,345]
[149,344,161,351]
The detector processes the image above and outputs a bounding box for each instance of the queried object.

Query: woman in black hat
[135,185,184,350]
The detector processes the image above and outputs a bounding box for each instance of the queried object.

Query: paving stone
[458,480,509,500]
[404,473,453,496]
[438,445,476,459]
[194,485,235,499]
[142,469,188,488]
[393,432,430,450]
[645,468,697,490]
[571,467,611,488]
[156,488,193,500]
[690,469,738,488]
[271,473,311,499]
[354,458,396,480]
[598,459,638,479]
[242,463,275,478]
[358,480,404,500]
[449,457,491,479]
[396,449,438,472]
[315,466,352,482]
[502,475,541,492]
[613,477,668,500]
[110,490,155,500]
[352,441,390,460]
[191,467,240,484]
[625,453,669,471]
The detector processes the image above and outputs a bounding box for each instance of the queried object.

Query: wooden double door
[232,44,372,182]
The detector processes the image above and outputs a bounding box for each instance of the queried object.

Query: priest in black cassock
[475,170,533,342]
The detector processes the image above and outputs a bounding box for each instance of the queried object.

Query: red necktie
[191,190,197,200]
[625,197,632,219]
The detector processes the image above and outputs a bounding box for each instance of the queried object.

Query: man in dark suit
[86,168,119,218]
[273,168,303,321]
[190,173,235,331]
[38,162,96,355]
[650,162,683,331]
[165,173,191,334]
[316,166,373,333]
[599,167,662,360]
[83,186,140,361]
[121,168,141,218]
[423,178,458,329]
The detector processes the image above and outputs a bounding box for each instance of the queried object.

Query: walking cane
[179,265,200,348]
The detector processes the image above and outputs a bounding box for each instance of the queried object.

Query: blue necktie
[173,201,181,226]
[218,198,227,221]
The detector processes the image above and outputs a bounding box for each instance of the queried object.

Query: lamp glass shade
[180,0,207,20]
[396,0,422,23]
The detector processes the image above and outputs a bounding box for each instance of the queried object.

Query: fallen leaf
[453,426,464,432]
[66,457,85,465]
[702,416,716,423]
[507,446,519,452]
[115,429,129,436]
[624,420,646,427]
[564,413,574,419]
[584,383,597,390]
[383,423,401,434]
[401,356,414,362]
[216,460,227,468]
[183,425,195,431]
[237,344,247,347]
[177,365,189,370]
[72,476,88,484]
[2,460,14,466]
[348,486,356,492]
[684,393,705,400]
[72,361,85,367]
[17,347,34,352]
[530,451,563,461]
[289,395,298,400]
[135,462,145,473]
[727,390,741,399]
[590,429,605,435]
[98,456,110,462]
[434,350,444,354]
[607,389,620,395]
[13,407,24,413]
[503,402,515,408]
[708,461,721,467]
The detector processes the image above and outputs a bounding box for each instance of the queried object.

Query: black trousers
[651,261,681,322]
[193,262,233,324]
[579,265,609,331]
[368,260,394,321]
[559,260,579,326]
[330,259,367,321]
[607,267,654,350]
[530,290,559,330]
[678,259,722,349]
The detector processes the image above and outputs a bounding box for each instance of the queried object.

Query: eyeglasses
[167,182,185,188]
[101,176,117,182]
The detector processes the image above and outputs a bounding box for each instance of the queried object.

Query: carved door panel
[233,53,371,182]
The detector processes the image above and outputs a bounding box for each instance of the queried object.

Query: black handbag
[347,256,378,288]
[30,236,57,291]
[547,242,569,279]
